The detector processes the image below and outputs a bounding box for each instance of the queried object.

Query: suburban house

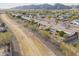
[21,15,29,20]
[51,25,78,42]
[38,20,51,30]
[60,21,70,29]
[63,32,78,42]
[11,13,22,17]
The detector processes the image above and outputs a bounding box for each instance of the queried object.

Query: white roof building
[71,19,79,25]
[21,15,31,21]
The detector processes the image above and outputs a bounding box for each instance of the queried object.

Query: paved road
[0,14,55,56]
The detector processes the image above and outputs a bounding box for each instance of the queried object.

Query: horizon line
[0,3,79,9]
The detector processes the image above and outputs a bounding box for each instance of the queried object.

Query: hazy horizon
[0,3,79,9]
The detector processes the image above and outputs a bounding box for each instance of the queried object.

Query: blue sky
[0,3,79,9]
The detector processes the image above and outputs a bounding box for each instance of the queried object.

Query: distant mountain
[53,3,72,9]
[12,3,73,10]
[75,5,79,9]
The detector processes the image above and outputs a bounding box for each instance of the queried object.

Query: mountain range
[12,3,79,10]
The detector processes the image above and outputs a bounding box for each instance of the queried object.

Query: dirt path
[0,14,55,56]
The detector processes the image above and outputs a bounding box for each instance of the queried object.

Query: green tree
[48,16,52,20]
[16,16,21,19]
[57,31,66,37]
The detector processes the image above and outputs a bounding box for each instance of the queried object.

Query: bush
[12,15,15,17]
[22,12,26,15]
[48,16,52,20]
[57,31,66,37]
[40,30,51,38]
[0,32,12,45]
[44,28,50,31]
[16,16,21,19]
[60,42,78,55]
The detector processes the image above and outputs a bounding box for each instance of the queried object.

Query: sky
[0,3,79,9]
[0,0,79,9]
[0,3,29,9]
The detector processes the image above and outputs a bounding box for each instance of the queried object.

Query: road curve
[0,14,56,56]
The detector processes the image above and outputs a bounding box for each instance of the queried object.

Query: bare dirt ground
[0,14,56,56]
